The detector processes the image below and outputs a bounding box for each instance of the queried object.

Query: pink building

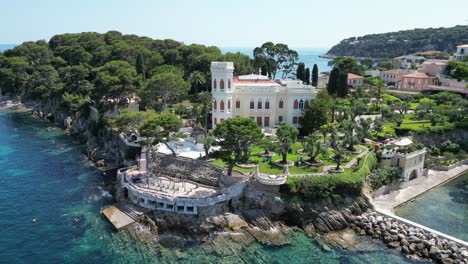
[347,73,364,88]
[400,72,436,89]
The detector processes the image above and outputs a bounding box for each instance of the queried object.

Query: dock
[101,202,144,230]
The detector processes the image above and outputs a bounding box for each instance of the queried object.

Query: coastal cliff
[25,97,139,172]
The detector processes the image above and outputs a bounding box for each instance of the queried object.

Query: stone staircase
[115,202,142,221]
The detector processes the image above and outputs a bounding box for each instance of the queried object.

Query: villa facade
[452,44,468,61]
[211,62,316,128]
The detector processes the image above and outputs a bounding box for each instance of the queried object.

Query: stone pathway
[368,164,468,214]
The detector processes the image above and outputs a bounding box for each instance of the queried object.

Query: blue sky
[1,0,467,48]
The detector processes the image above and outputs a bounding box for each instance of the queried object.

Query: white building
[393,55,425,69]
[211,62,316,128]
[453,44,468,61]
[379,138,426,181]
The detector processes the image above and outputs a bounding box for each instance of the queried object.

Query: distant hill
[325,25,468,58]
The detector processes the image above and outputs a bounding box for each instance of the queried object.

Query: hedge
[283,152,377,201]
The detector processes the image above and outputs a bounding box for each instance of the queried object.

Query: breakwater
[352,211,468,263]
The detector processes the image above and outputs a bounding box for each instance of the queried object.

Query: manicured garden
[211,142,366,175]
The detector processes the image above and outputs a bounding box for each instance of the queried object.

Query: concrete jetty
[102,203,144,230]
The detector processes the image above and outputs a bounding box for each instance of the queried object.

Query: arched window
[236,99,240,109]
[265,100,270,109]
[279,99,284,109]
[299,100,304,109]
[257,99,262,109]
[228,79,231,89]
[293,99,299,109]
[227,100,231,110]
[213,100,217,110]
[220,79,225,90]
[250,99,254,109]
[304,100,309,109]
[220,100,225,111]
[213,79,217,89]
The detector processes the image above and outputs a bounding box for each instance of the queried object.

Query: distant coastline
[0,44,17,52]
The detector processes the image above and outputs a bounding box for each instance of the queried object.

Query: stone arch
[304,99,309,109]
[227,99,231,110]
[279,98,284,108]
[293,99,299,109]
[265,99,270,109]
[220,100,225,111]
[257,99,262,109]
[220,79,225,90]
[250,99,255,109]
[409,169,418,180]
[213,79,217,89]
[213,99,217,110]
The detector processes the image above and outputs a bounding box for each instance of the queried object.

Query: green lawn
[382,121,454,135]
[211,142,366,175]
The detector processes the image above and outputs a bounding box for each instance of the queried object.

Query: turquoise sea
[0,110,422,263]
[395,173,468,241]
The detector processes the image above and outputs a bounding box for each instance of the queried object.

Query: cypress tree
[312,64,319,87]
[305,67,310,84]
[327,67,340,95]
[337,71,349,98]
[296,62,305,81]
[136,54,146,81]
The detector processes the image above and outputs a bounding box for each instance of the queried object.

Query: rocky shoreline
[2,96,466,263]
[352,211,468,263]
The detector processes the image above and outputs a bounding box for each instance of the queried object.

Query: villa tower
[211,62,234,126]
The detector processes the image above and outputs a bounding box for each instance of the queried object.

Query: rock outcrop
[352,211,468,263]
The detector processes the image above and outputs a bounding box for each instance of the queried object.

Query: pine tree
[312,64,319,87]
[305,68,310,84]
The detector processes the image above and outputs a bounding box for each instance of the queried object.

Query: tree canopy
[213,117,263,175]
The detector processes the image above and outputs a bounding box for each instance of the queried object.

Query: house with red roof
[400,72,436,89]
[347,73,364,88]
[211,62,316,128]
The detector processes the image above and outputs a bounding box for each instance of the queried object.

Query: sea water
[0,110,421,263]
[221,47,332,74]
[395,173,468,242]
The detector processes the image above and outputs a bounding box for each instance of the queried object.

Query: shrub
[440,140,460,154]
[368,166,402,190]
[283,153,377,201]
[394,127,412,136]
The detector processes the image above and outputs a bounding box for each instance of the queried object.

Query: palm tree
[197,91,212,137]
[276,123,299,164]
[188,71,206,93]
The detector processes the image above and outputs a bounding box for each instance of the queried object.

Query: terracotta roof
[381,69,410,75]
[423,60,448,66]
[347,73,364,79]
[402,72,436,78]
